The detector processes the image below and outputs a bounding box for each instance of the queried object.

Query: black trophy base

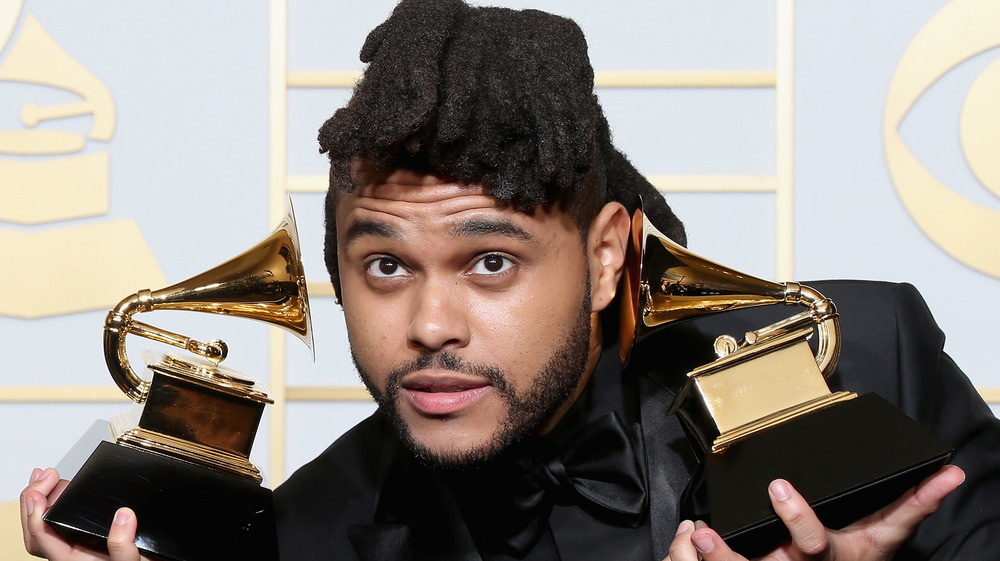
[44,441,278,561]
[683,393,952,557]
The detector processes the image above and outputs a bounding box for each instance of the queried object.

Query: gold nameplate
[685,328,856,451]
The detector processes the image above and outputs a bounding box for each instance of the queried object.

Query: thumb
[106,507,142,561]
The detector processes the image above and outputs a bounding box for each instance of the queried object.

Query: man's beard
[352,289,593,468]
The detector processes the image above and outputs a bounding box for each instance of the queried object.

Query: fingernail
[114,508,132,526]
[692,532,715,553]
[29,468,43,483]
[675,519,693,535]
[25,496,34,516]
[694,520,707,530]
[769,479,791,502]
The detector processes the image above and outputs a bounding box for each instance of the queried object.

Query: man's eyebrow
[451,218,536,242]
[343,219,401,244]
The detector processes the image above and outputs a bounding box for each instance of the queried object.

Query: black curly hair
[320,0,686,298]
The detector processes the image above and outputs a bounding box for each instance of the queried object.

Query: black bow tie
[497,412,649,555]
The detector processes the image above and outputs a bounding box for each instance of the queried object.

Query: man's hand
[664,464,965,561]
[20,467,146,561]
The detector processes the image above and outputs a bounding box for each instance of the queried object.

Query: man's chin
[402,430,509,469]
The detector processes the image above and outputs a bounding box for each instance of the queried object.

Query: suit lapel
[349,522,481,561]
[637,373,700,559]
[349,451,481,561]
[630,321,713,560]
[349,523,416,561]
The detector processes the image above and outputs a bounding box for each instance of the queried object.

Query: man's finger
[21,490,45,556]
[768,479,830,557]
[664,519,700,561]
[106,507,142,561]
[687,522,748,561]
[858,465,966,545]
[20,468,59,556]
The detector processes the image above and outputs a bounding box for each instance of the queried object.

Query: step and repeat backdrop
[1,1,997,554]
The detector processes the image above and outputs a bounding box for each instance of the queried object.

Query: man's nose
[406,277,470,352]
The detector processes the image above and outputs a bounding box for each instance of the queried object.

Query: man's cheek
[344,306,384,353]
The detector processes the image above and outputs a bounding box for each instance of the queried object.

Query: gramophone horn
[103,201,314,402]
[619,207,839,378]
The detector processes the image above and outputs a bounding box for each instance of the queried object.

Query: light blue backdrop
[1,0,996,504]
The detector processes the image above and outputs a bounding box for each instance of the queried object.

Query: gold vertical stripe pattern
[775,0,795,281]
[268,0,289,485]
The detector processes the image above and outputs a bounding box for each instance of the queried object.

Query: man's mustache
[386,352,513,397]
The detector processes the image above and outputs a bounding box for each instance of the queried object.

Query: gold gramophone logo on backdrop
[884,0,1000,279]
[0,2,165,318]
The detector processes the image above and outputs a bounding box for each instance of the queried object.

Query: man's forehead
[352,163,458,188]
[335,167,579,244]
[339,166,516,222]
[345,163,484,200]
[357,179,491,205]
[337,165,580,237]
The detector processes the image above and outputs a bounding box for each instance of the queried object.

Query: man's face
[336,168,598,467]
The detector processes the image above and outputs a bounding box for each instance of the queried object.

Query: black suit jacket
[274,281,1000,560]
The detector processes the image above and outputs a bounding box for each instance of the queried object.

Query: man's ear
[586,202,631,313]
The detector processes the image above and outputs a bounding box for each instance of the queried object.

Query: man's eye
[366,257,408,278]
[469,253,514,275]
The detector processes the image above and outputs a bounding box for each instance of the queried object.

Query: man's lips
[400,374,492,416]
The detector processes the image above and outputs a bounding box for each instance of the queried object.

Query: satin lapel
[631,311,773,558]
[349,522,481,561]
[349,453,482,561]
[637,373,700,559]
[349,523,415,561]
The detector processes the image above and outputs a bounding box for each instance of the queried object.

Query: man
[21,1,999,560]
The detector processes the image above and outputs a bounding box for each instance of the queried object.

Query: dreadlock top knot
[359,0,467,64]
[345,0,466,152]
[321,0,603,213]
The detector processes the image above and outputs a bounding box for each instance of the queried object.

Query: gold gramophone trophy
[44,203,313,561]
[620,208,952,556]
